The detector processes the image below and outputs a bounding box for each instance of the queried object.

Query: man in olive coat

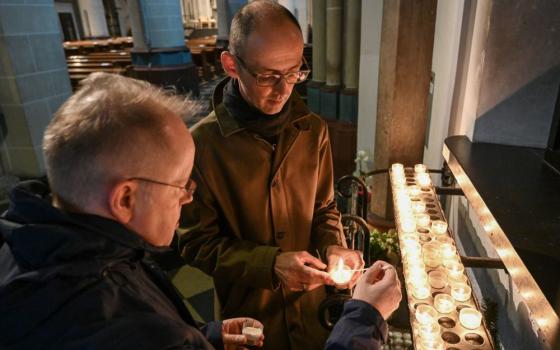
[180,1,364,349]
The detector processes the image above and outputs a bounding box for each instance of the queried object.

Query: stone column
[78,0,109,38]
[339,0,361,123]
[0,2,72,177]
[320,0,342,119]
[372,0,437,218]
[306,0,326,114]
[129,0,199,95]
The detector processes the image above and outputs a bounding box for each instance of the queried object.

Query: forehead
[242,21,304,68]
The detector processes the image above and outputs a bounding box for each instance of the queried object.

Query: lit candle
[459,308,482,329]
[415,213,430,228]
[431,220,448,235]
[417,322,440,341]
[242,326,263,344]
[422,242,441,268]
[412,201,426,214]
[408,185,421,197]
[428,270,447,289]
[401,217,416,233]
[417,336,444,350]
[439,243,457,260]
[416,173,432,187]
[415,305,438,325]
[392,163,404,174]
[448,273,468,284]
[444,260,465,279]
[434,293,455,314]
[412,283,431,299]
[330,258,352,287]
[451,282,472,302]
[393,176,407,187]
[414,164,427,173]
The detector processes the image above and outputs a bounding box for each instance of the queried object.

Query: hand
[352,260,402,320]
[222,317,264,349]
[274,251,331,291]
[326,245,365,288]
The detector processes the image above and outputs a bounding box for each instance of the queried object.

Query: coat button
[276,231,285,240]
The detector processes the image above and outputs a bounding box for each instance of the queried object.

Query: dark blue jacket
[0,181,223,350]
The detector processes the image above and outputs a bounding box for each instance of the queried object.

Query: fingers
[223,333,247,345]
[300,252,327,270]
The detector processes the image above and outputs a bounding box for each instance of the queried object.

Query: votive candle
[451,282,472,302]
[459,308,482,329]
[415,305,438,325]
[415,164,427,173]
[431,220,448,235]
[415,213,430,228]
[434,293,455,314]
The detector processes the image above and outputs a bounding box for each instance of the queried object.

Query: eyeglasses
[128,177,196,199]
[233,54,311,87]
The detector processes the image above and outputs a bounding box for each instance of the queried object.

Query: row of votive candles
[391,163,483,349]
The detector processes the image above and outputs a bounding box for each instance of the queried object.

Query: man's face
[129,116,196,247]
[234,21,304,115]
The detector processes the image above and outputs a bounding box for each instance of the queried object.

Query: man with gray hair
[0,72,264,349]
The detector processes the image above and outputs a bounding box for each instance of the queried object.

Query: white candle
[428,270,447,289]
[439,243,456,260]
[412,201,426,214]
[415,213,430,228]
[415,305,438,325]
[412,284,431,299]
[330,258,352,287]
[451,282,472,302]
[434,293,455,314]
[408,185,421,197]
[431,220,448,235]
[459,308,482,329]
[414,164,427,173]
[444,261,465,279]
[392,163,404,174]
[242,326,263,343]
[416,172,432,187]
[417,322,440,341]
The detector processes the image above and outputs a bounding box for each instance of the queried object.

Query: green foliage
[369,228,400,263]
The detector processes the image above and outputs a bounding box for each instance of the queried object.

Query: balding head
[229,0,302,58]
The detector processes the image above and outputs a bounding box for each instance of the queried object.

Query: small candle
[242,326,263,344]
[401,217,416,233]
[415,213,430,228]
[416,173,432,187]
[422,242,441,268]
[392,163,404,174]
[428,270,447,289]
[444,260,465,279]
[440,243,457,260]
[417,322,440,341]
[412,284,431,299]
[459,308,482,329]
[415,305,438,325]
[415,164,427,173]
[435,235,454,244]
[448,273,468,284]
[407,269,428,286]
[431,220,448,235]
[408,185,421,197]
[412,201,426,214]
[451,282,472,302]
[434,293,455,314]
[417,336,444,350]
[330,258,352,287]
[393,176,407,186]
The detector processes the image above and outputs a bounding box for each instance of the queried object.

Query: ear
[221,51,240,79]
[108,180,138,225]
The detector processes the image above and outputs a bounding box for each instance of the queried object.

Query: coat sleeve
[179,164,281,290]
[311,122,346,256]
[325,299,388,350]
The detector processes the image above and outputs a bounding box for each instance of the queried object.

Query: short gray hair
[43,72,200,209]
[229,0,301,57]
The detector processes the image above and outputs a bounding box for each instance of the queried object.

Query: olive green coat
[180,79,345,350]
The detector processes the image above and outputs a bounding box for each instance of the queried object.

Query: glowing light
[330,258,352,287]
[434,293,454,314]
[451,282,471,302]
[459,308,482,329]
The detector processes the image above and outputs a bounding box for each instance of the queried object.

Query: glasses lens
[294,71,309,84]
[256,75,281,86]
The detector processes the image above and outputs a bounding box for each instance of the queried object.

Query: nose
[274,76,291,96]
[180,180,197,205]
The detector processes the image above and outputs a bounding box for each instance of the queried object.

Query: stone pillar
[371,0,437,218]
[78,0,109,38]
[216,0,247,47]
[320,0,342,119]
[0,2,72,177]
[129,0,199,95]
[306,0,326,114]
[339,0,361,123]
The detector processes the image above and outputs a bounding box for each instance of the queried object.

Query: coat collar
[212,77,313,138]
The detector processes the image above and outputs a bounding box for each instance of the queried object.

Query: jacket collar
[1,180,168,270]
[212,77,313,138]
